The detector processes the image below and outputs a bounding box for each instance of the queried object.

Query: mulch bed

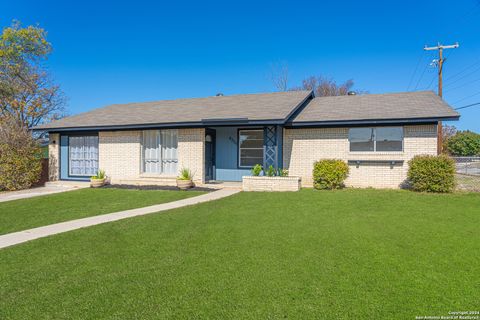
[103,184,216,192]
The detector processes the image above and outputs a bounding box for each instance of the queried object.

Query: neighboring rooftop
[34,91,313,130]
[290,91,459,125]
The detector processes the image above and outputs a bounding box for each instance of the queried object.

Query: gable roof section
[289,91,459,126]
[34,91,313,131]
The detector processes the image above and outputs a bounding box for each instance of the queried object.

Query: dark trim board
[35,120,288,133]
[285,116,459,128]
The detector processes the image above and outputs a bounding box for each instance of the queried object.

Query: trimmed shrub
[313,159,349,190]
[0,119,42,191]
[407,155,456,193]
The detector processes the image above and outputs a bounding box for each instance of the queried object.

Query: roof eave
[285,115,460,128]
[32,119,288,132]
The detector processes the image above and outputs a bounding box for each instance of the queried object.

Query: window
[69,136,99,176]
[349,127,403,152]
[349,128,374,152]
[238,129,264,168]
[142,130,178,174]
[375,127,403,151]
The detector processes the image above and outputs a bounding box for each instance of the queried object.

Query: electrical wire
[452,90,480,104]
[455,102,480,110]
[413,52,432,91]
[443,64,480,88]
[444,59,480,82]
[407,52,424,91]
[444,76,480,93]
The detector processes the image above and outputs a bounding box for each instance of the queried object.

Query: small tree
[446,131,480,156]
[0,116,42,190]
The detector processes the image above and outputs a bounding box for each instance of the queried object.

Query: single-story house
[34,90,459,189]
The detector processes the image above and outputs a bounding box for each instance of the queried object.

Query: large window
[238,129,264,168]
[142,130,178,174]
[349,127,403,152]
[69,136,99,176]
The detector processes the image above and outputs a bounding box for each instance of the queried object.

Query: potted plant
[90,169,106,188]
[176,168,194,190]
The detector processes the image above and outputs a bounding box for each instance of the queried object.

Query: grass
[0,189,479,319]
[0,188,205,235]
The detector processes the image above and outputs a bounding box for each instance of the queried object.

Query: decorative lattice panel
[264,126,277,168]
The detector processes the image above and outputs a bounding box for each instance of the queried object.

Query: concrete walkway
[0,184,88,203]
[0,188,239,250]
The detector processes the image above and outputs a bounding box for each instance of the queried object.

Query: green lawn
[0,188,205,235]
[0,189,479,319]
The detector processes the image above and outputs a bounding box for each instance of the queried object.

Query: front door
[205,129,216,181]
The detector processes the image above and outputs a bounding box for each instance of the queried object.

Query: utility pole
[424,42,459,154]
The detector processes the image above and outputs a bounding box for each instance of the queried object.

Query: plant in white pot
[90,169,106,188]
[177,168,194,190]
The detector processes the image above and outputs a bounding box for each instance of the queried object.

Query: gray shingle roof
[291,91,459,124]
[34,90,459,131]
[35,91,312,130]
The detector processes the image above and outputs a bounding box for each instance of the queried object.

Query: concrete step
[45,181,90,188]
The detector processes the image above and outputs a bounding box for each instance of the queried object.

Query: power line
[444,59,480,82]
[413,53,432,91]
[455,102,480,110]
[425,72,437,90]
[407,52,425,91]
[444,76,480,93]
[443,64,480,88]
[452,90,480,104]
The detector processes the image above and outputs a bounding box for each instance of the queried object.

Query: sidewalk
[0,188,239,250]
[0,184,88,203]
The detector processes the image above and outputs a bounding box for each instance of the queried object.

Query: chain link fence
[453,157,480,192]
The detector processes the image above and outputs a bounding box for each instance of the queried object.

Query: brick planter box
[242,176,301,192]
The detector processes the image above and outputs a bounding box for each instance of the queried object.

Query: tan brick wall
[48,133,60,181]
[243,176,301,192]
[98,128,205,184]
[99,131,142,183]
[283,124,437,189]
[178,128,205,184]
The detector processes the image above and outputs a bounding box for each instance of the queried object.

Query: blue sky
[2,0,480,131]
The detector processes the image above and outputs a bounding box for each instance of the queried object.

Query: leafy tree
[290,76,356,97]
[269,62,362,96]
[0,21,65,128]
[446,131,480,156]
[441,124,457,154]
